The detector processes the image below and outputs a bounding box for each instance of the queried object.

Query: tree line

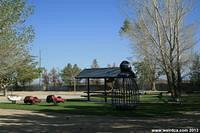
[41,59,117,90]
[42,64,81,90]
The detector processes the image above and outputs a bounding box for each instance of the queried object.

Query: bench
[82,91,112,102]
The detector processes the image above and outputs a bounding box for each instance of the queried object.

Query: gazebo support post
[87,78,90,101]
[104,78,107,103]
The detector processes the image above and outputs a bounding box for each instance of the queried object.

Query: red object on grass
[24,96,41,104]
[46,95,65,103]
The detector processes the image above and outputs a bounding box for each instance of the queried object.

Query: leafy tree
[0,0,34,95]
[190,53,200,85]
[120,0,196,99]
[61,64,81,86]
[15,56,41,87]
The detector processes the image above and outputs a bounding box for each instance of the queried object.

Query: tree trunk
[44,84,48,91]
[151,80,156,91]
[73,78,76,92]
[3,88,7,96]
[166,71,178,99]
[176,30,182,98]
[177,67,182,97]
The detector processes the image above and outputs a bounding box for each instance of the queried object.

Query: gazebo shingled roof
[76,67,120,79]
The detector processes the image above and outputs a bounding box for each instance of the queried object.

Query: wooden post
[104,78,107,103]
[87,78,90,101]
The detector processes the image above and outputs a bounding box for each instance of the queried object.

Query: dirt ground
[0,91,199,132]
[0,109,199,133]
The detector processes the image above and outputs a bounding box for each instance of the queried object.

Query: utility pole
[39,49,42,90]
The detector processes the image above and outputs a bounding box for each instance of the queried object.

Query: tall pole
[39,49,42,90]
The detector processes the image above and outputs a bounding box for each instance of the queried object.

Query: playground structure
[112,61,139,109]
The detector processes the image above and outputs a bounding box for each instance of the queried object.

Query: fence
[9,82,200,93]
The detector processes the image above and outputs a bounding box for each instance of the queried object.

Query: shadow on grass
[33,101,200,118]
[67,98,88,102]
[0,97,200,118]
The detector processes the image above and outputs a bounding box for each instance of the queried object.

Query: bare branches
[121,0,197,98]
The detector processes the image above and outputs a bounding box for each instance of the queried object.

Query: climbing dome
[112,61,139,109]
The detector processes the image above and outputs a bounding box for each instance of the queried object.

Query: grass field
[0,93,199,117]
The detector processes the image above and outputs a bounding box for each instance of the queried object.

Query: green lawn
[0,94,199,117]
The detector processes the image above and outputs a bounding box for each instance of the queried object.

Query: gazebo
[76,61,139,109]
[76,67,120,102]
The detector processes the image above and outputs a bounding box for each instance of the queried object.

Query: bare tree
[91,59,100,85]
[91,59,99,68]
[49,68,60,87]
[121,0,197,100]
[107,62,117,68]
[133,58,161,91]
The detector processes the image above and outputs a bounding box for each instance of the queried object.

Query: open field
[0,91,200,132]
